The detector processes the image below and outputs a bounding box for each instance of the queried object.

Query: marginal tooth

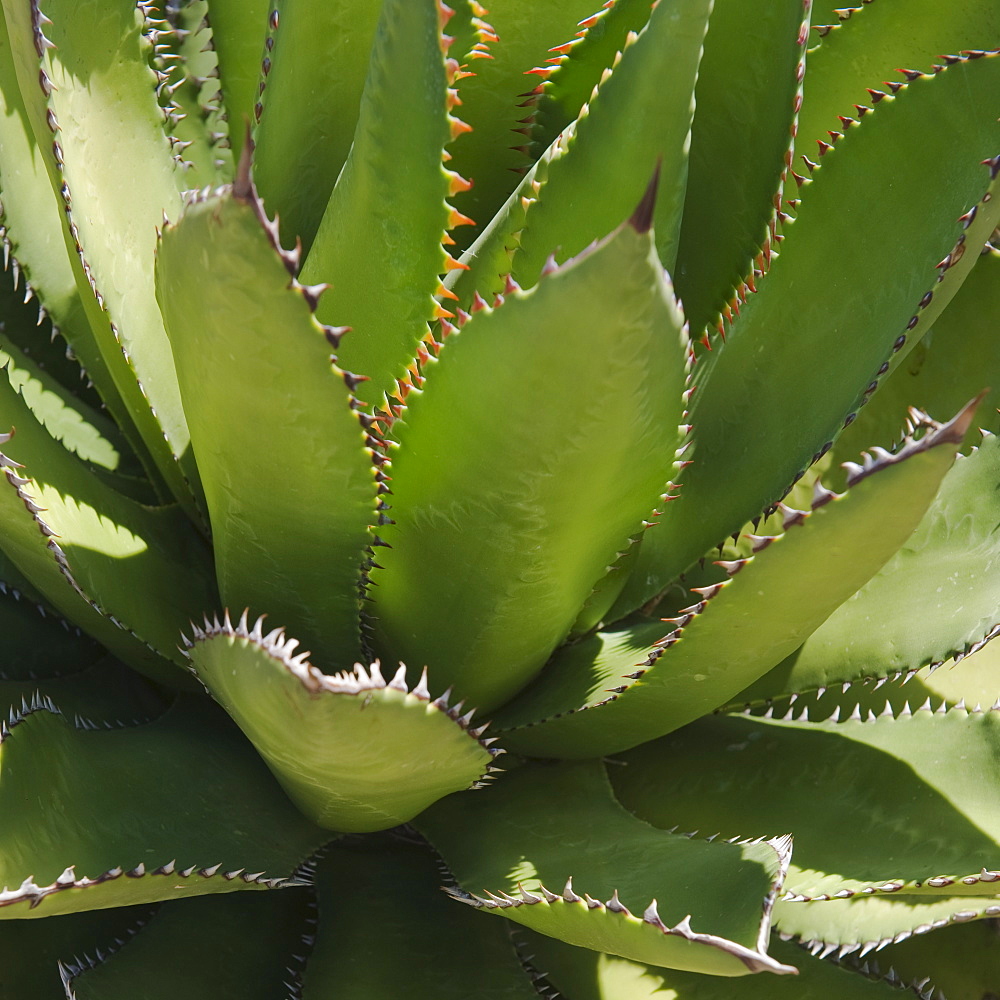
[412,666,431,700]
[199,863,222,878]
[562,877,581,902]
[388,663,408,691]
[605,890,629,913]
[518,883,543,904]
[538,883,560,903]
[56,866,76,886]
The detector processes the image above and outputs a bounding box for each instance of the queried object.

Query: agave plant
[1,0,1000,995]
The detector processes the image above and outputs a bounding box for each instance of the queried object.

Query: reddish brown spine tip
[233,119,255,201]
[629,160,662,234]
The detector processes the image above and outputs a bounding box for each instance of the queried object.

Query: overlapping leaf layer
[0,0,998,996]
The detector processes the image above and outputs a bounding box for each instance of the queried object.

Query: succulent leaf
[0,377,215,686]
[201,0,269,136]
[832,246,1000,460]
[0,903,157,999]
[1,0,206,518]
[300,0,472,409]
[519,927,917,1000]
[495,403,971,757]
[59,890,314,1000]
[616,49,1000,614]
[740,428,1000,703]
[612,707,1000,938]
[443,0,602,246]
[0,696,328,918]
[796,0,1000,159]
[251,0,383,253]
[156,185,378,671]
[673,0,807,339]
[417,759,796,977]
[185,615,499,833]
[511,0,712,284]
[298,836,547,998]
[0,8,127,432]
[372,210,689,711]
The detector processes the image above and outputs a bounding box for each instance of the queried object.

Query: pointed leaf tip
[628,160,662,234]
[942,389,989,443]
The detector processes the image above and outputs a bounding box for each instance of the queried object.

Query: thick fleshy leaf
[0,316,129,473]
[185,615,499,833]
[673,0,807,339]
[445,0,603,248]
[831,247,1000,461]
[416,760,796,977]
[530,0,657,155]
[796,0,1000,157]
[0,903,156,999]
[372,206,689,711]
[511,0,711,283]
[301,0,472,408]
[615,51,1000,615]
[0,653,167,727]
[299,836,546,999]
[155,0,232,189]
[519,928,918,1000]
[1,0,204,516]
[0,571,102,682]
[251,0,382,252]
[777,895,1000,955]
[612,707,1000,940]
[494,405,970,758]
[0,8,125,428]
[0,696,329,918]
[202,0,268,134]
[61,891,313,1000]
[739,429,1000,704]
[0,375,214,687]
[845,919,1000,1000]
[156,185,378,671]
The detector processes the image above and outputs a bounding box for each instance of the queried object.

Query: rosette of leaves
[1,0,1000,995]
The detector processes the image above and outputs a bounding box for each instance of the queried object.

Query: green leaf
[495,405,970,758]
[615,50,1000,615]
[372,207,689,712]
[739,429,1000,703]
[0,7,126,430]
[0,903,157,999]
[1,0,206,517]
[848,919,1000,1000]
[300,0,466,408]
[185,615,499,833]
[444,0,604,249]
[530,0,656,156]
[155,0,233,189]
[511,0,712,284]
[0,653,167,727]
[202,0,268,135]
[300,835,546,999]
[611,707,1000,939]
[776,895,1000,955]
[416,760,796,977]
[796,0,1000,159]
[0,571,102,681]
[674,0,807,338]
[251,0,382,252]
[0,319,130,473]
[62,891,314,1000]
[0,696,329,918]
[831,247,1000,462]
[0,373,215,687]
[519,928,916,1000]
[156,187,378,671]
